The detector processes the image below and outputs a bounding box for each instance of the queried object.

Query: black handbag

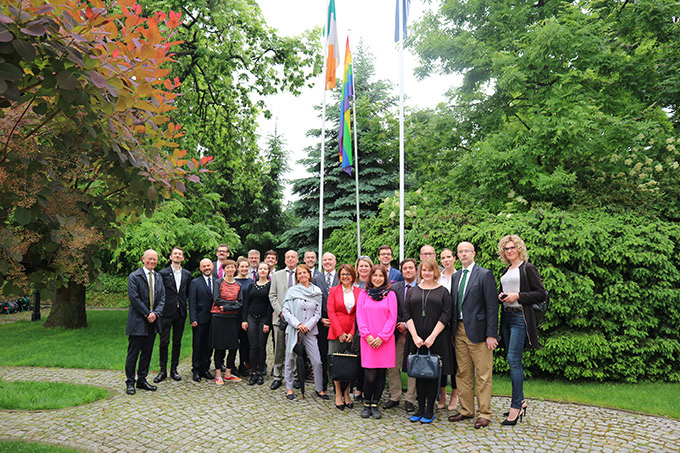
[407,348,441,380]
[329,352,358,382]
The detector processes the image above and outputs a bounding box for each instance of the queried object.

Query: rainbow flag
[325,0,339,90]
[339,37,353,175]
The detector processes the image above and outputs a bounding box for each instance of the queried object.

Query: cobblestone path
[1,364,678,452]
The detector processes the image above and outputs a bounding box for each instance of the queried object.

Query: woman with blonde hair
[497,234,547,425]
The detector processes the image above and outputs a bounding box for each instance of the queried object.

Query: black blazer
[451,264,499,343]
[188,275,217,325]
[158,266,192,318]
[126,268,166,336]
[499,262,546,349]
[313,271,339,318]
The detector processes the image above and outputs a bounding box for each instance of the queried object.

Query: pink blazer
[327,285,360,339]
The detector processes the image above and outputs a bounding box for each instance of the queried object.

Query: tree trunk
[44,280,88,329]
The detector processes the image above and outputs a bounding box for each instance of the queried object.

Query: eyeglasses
[503,246,517,251]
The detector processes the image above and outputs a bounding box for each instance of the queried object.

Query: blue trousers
[502,311,526,409]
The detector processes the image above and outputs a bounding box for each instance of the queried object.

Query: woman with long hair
[497,234,547,425]
[241,261,273,385]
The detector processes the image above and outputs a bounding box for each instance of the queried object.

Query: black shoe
[248,375,258,385]
[345,402,354,409]
[270,380,282,390]
[153,370,167,383]
[293,379,300,389]
[404,401,416,413]
[126,384,136,395]
[136,380,157,391]
[286,393,295,400]
[257,374,264,385]
[371,402,382,419]
[170,369,181,381]
[315,391,330,400]
[383,400,399,409]
[202,371,214,380]
[192,372,202,382]
[360,403,372,419]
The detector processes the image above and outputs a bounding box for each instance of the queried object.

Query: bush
[325,204,680,382]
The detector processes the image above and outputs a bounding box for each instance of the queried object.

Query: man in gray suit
[125,249,166,395]
[448,242,499,429]
[268,250,299,389]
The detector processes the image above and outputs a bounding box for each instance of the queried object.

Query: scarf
[282,283,322,354]
[366,285,390,301]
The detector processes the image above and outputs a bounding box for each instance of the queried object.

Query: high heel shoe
[503,400,527,417]
[501,408,525,426]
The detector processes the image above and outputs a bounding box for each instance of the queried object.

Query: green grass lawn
[0,440,80,452]
[0,380,110,410]
[0,309,191,370]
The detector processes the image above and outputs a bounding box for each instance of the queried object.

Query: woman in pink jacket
[356,265,397,420]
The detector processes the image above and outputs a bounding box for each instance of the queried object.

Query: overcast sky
[255,0,461,201]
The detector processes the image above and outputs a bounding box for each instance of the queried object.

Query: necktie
[218,264,223,279]
[252,269,257,281]
[405,282,411,299]
[148,271,154,310]
[458,269,468,318]
[287,270,294,288]
[326,272,332,288]
[207,277,212,294]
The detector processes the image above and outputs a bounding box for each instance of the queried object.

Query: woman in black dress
[241,261,273,385]
[404,257,453,424]
[211,259,243,384]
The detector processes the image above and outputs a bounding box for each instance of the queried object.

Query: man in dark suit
[378,245,404,283]
[384,258,418,412]
[125,249,166,395]
[303,250,321,279]
[154,247,192,383]
[448,242,499,429]
[188,258,217,382]
[312,252,338,391]
[212,243,231,280]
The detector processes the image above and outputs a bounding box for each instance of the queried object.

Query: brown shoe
[404,401,416,413]
[474,417,490,429]
[448,412,473,422]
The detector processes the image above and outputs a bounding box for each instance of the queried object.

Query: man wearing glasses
[377,245,404,283]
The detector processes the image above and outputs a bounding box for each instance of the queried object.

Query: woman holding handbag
[327,264,361,409]
[404,257,454,424]
[497,234,547,425]
[356,265,398,419]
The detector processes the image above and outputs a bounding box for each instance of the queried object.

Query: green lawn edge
[0,380,111,411]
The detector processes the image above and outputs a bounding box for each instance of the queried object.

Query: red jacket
[327,284,360,339]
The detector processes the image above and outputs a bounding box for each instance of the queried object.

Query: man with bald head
[448,242,499,429]
[125,249,166,395]
[268,250,299,390]
[188,258,217,382]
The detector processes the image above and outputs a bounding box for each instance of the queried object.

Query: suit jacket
[188,275,217,325]
[126,267,166,336]
[388,267,404,283]
[313,271,339,318]
[211,260,225,279]
[451,263,499,343]
[327,284,360,339]
[269,267,296,326]
[158,266,191,318]
[392,280,416,329]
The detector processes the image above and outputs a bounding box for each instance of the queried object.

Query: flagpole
[398,0,405,263]
[348,31,361,258]
[319,88,326,272]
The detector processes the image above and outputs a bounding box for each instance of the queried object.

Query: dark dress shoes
[136,380,157,391]
[202,371,215,380]
[448,412,474,422]
[256,374,264,385]
[153,370,167,383]
[270,380,282,390]
[315,391,330,400]
[474,417,491,429]
[192,372,202,382]
[170,370,182,381]
[126,384,136,395]
[404,401,416,413]
[383,400,399,409]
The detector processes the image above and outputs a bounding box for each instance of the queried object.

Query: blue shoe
[409,414,423,422]
[420,415,435,424]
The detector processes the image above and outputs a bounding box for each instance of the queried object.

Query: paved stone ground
[1,363,679,452]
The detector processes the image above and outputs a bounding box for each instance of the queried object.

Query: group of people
[124,237,546,428]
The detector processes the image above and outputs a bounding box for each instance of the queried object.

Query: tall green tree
[282,43,399,251]
[409,0,680,217]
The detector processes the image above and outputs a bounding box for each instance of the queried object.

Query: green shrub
[326,204,680,382]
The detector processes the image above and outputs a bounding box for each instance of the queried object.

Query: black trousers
[317,323,329,390]
[247,315,270,373]
[214,349,237,370]
[158,311,186,370]
[238,321,250,368]
[416,377,440,418]
[191,323,212,374]
[126,333,156,385]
